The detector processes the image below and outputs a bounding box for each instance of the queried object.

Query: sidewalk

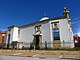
[0,52,80,59]
[59,55,80,59]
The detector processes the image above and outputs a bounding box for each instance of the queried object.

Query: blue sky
[0,0,80,35]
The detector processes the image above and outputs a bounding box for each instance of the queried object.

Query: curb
[59,55,80,60]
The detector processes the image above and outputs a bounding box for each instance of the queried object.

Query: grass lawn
[0,49,80,55]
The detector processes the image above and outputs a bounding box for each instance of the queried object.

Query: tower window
[54,23,57,26]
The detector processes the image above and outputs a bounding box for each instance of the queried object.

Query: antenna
[44,12,47,17]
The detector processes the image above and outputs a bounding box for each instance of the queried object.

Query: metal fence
[0,42,80,49]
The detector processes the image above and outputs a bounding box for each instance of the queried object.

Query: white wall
[59,19,70,42]
[49,19,74,48]
[20,22,53,48]
[41,22,53,48]
[59,19,74,48]
[20,26,35,43]
[12,27,19,41]
[9,28,14,44]
[8,27,19,44]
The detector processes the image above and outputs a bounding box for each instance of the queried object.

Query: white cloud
[72,20,80,24]
[76,32,80,36]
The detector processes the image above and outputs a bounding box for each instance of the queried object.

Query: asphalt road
[0,55,75,60]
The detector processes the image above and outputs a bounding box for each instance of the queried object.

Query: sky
[0,0,80,35]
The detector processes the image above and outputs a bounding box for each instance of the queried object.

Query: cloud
[77,32,80,36]
[72,17,78,21]
[76,27,80,36]
[72,20,80,24]
[71,17,80,25]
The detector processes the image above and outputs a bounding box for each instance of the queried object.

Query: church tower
[63,7,71,21]
[63,7,72,27]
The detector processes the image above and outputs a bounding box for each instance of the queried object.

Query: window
[54,23,57,26]
[52,23,60,40]
[53,28,60,40]
[18,29,20,37]
[77,40,80,43]
[35,25,41,34]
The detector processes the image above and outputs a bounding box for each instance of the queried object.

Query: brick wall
[0,30,8,48]
[0,31,2,45]
[3,31,8,48]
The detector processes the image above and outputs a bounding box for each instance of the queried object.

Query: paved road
[0,55,76,60]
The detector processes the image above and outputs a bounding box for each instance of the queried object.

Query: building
[0,30,8,48]
[7,7,74,49]
[74,36,80,48]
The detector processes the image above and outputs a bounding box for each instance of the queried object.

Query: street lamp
[2,33,5,36]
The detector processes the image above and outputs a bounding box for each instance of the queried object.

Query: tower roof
[40,17,49,21]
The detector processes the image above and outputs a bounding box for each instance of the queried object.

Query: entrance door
[34,35,42,49]
[35,35,39,49]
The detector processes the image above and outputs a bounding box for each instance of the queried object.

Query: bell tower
[63,7,70,20]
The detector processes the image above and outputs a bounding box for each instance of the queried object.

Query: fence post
[33,41,35,50]
[30,42,32,49]
[45,41,47,49]
[63,40,65,47]
[7,44,9,49]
